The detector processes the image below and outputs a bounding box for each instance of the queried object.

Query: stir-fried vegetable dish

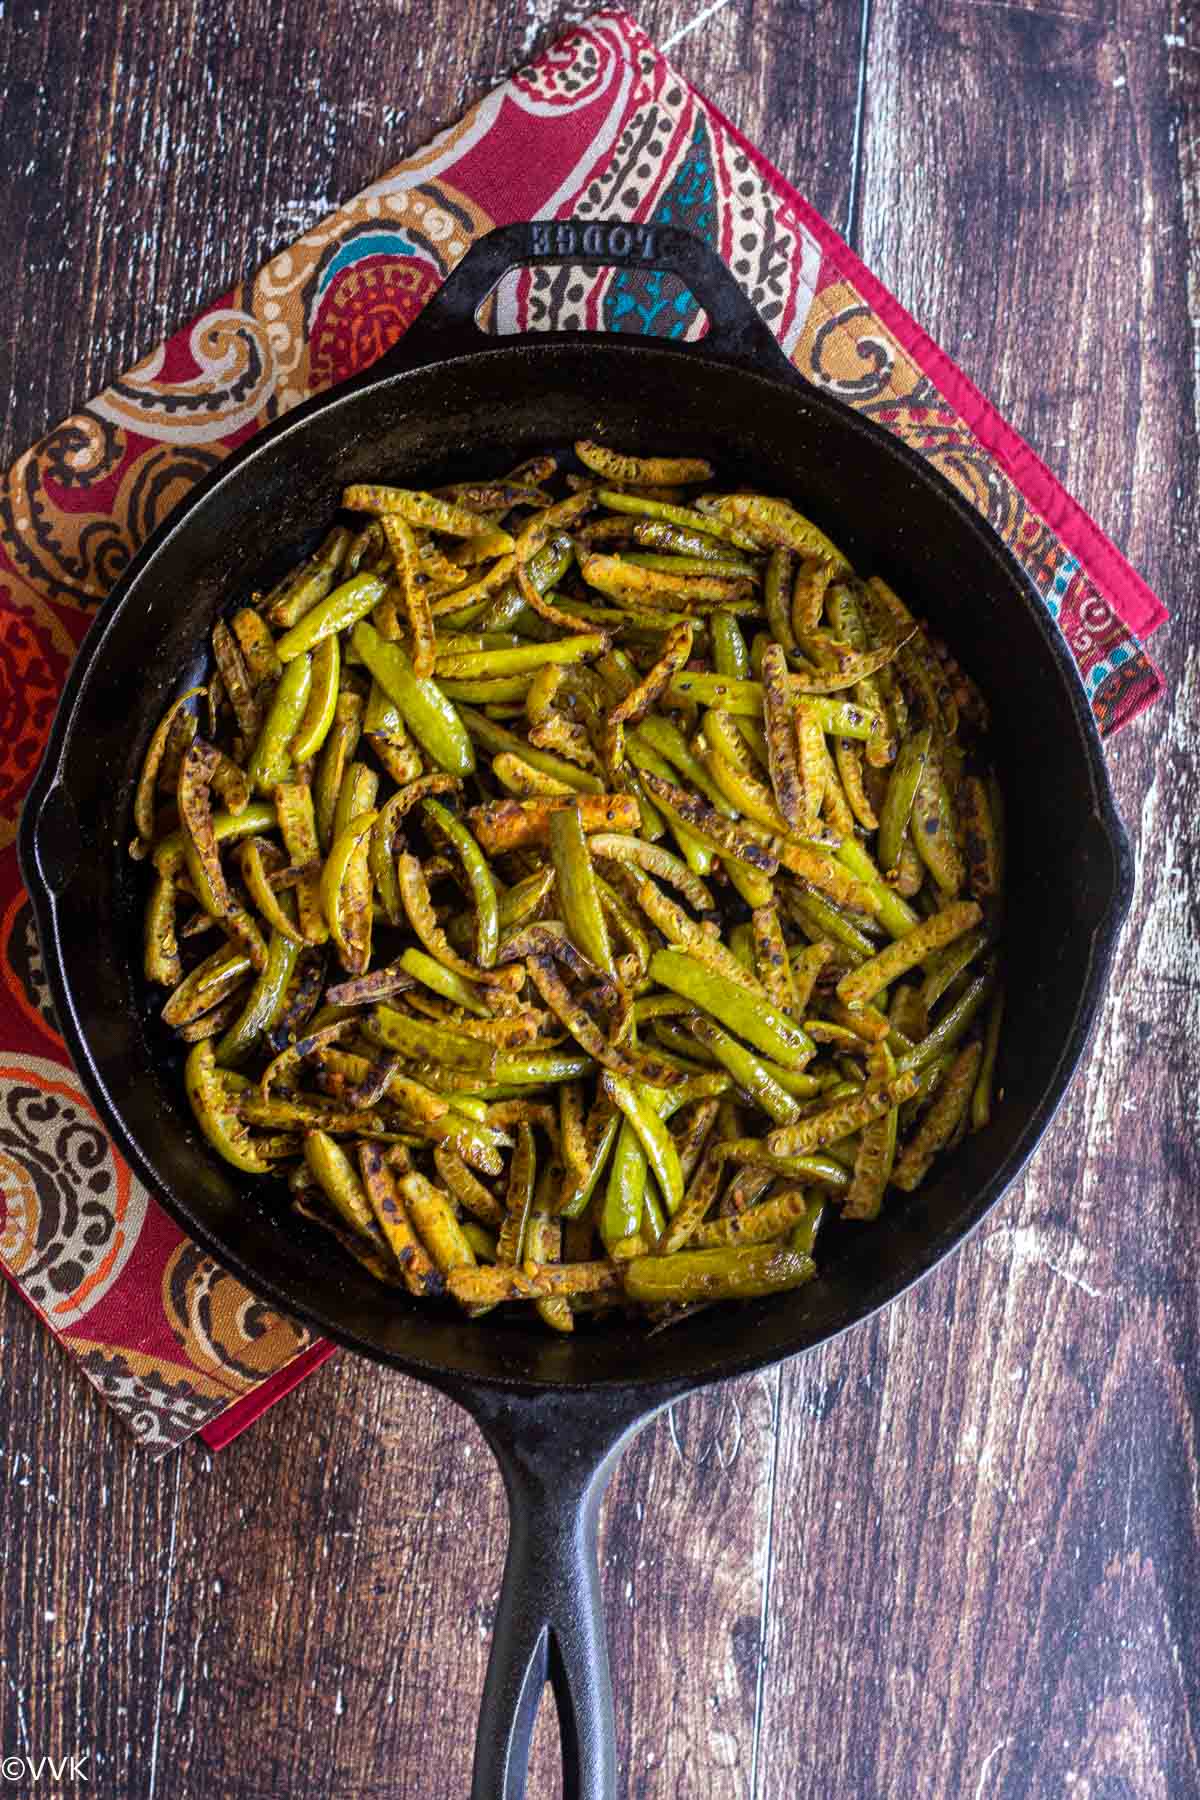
[132,441,1005,1330]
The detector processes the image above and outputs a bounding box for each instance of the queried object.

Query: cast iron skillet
[19,221,1132,1798]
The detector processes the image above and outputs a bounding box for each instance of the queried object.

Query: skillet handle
[456,1383,674,1800]
[384,218,792,375]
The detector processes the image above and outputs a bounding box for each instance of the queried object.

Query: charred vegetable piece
[557,1112,621,1220]
[401,1170,478,1276]
[469,793,640,854]
[891,1041,983,1190]
[216,930,301,1067]
[843,1045,902,1220]
[550,803,615,977]
[321,810,377,975]
[911,738,966,896]
[211,626,262,744]
[134,687,206,846]
[649,950,813,1070]
[291,633,341,763]
[353,621,474,776]
[185,1040,273,1174]
[343,484,504,541]
[696,493,849,569]
[836,900,982,1013]
[144,871,184,987]
[763,1075,918,1157]
[640,769,778,874]
[761,641,806,831]
[624,1243,816,1303]
[424,797,499,969]
[381,515,435,676]
[304,1129,392,1250]
[447,1260,621,1305]
[246,655,312,796]
[692,1186,815,1248]
[576,441,713,485]
[275,573,387,662]
[359,1141,441,1295]
[526,954,681,1090]
[177,739,234,918]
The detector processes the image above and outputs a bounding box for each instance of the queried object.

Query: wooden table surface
[2,2,1196,1795]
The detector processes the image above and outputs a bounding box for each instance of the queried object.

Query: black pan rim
[18,330,1134,1401]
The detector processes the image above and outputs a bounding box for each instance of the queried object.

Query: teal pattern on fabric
[316,231,423,297]
[604,116,715,338]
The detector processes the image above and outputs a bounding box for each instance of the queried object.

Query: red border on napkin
[199,1342,338,1451]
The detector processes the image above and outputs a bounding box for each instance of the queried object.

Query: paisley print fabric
[0,7,1167,1453]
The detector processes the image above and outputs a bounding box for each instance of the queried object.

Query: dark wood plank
[1,2,1195,1797]
[601,1374,782,1797]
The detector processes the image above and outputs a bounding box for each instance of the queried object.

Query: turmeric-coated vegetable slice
[320,810,377,975]
[144,871,183,987]
[695,493,850,570]
[692,1186,814,1248]
[358,1141,441,1295]
[525,955,681,1090]
[186,1039,272,1175]
[842,1043,901,1220]
[836,899,982,1012]
[760,641,805,831]
[624,1242,815,1303]
[575,441,713,486]
[177,738,235,919]
[603,620,694,777]
[211,624,262,744]
[343,484,503,540]
[380,514,436,678]
[468,793,640,855]
[763,1075,919,1158]
[891,1040,983,1191]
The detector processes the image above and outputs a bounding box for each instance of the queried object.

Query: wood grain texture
[1,2,1195,1796]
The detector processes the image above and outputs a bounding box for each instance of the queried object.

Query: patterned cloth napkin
[0,8,1167,1457]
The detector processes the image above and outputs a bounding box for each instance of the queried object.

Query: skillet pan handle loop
[379,218,793,376]
[459,1384,675,1800]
